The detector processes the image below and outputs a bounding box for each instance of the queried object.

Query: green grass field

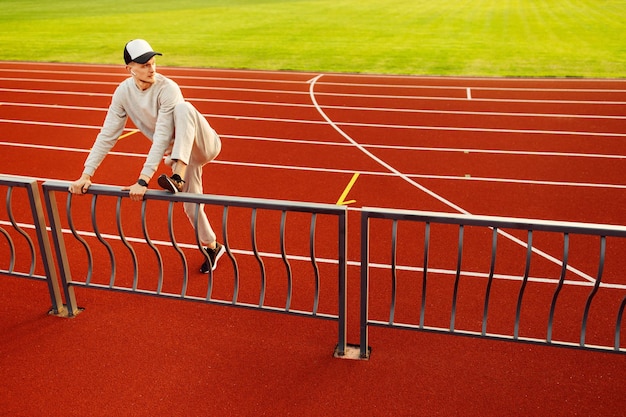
[1,0,624,77]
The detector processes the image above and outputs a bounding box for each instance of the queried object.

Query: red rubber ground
[1,61,625,416]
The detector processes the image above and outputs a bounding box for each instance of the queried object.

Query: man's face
[127,57,157,86]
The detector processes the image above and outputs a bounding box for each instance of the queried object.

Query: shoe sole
[212,245,226,271]
[157,174,179,194]
[200,244,226,273]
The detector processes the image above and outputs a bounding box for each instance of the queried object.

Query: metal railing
[41,180,348,355]
[360,207,626,358]
[0,175,65,315]
[6,175,626,359]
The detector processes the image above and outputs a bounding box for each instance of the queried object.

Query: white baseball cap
[123,39,162,64]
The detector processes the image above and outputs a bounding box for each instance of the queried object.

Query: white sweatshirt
[83,73,184,179]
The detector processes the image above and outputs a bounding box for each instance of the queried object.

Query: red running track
[1,61,626,416]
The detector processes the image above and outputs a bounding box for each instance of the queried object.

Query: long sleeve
[82,88,128,177]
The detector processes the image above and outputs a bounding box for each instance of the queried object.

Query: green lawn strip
[0,0,624,77]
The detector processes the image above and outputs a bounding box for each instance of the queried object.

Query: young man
[69,39,225,273]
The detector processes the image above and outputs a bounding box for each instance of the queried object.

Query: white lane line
[5,98,626,121]
[2,110,626,159]
[3,80,626,105]
[2,63,626,91]
[3,141,625,190]
[4,115,626,139]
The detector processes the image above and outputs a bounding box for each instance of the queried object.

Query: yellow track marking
[118,129,140,140]
[336,172,360,206]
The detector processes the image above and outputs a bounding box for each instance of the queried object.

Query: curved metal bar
[116,196,139,290]
[1,186,16,273]
[419,222,430,328]
[547,232,570,343]
[0,226,16,273]
[615,297,626,351]
[514,230,533,339]
[66,193,93,284]
[4,188,18,273]
[449,224,464,331]
[280,210,293,311]
[191,203,213,300]
[222,206,239,304]
[251,208,266,307]
[168,201,188,297]
[580,236,606,347]
[90,194,116,288]
[6,186,36,275]
[389,219,398,324]
[141,199,163,294]
[309,213,320,315]
[481,227,498,336]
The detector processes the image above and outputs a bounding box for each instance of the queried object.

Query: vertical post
[359,210,370,359]
[419,222,430,329]
[24,179,65,315]
[335,208,348,356]
[389,220,398,324]
[42,184,80,316]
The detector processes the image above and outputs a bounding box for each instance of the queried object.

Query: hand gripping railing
[41,180,348,356]
[0,175,65,315]
[360,207,626,358]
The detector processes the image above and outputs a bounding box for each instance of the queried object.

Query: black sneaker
[158,173,185,193]
[200,243,225,273]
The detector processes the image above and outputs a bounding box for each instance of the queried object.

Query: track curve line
[308,74,596,283]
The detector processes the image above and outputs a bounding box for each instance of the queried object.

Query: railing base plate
[48,306,84,318]
[334,344,371,360]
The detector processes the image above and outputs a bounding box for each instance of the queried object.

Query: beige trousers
[170,102,221,245]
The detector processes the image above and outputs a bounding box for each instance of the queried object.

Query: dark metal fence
[360,207,626,358]
[4,175,626,359]
[40,180,348,355]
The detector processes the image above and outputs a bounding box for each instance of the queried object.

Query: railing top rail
[0,174,38,188]
[361,207,626,237]
[42,180,347,216]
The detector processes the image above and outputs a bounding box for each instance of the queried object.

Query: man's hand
[69,174,92,195]
[122,182,148,202]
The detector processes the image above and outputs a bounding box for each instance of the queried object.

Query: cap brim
[132,51,162,64]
